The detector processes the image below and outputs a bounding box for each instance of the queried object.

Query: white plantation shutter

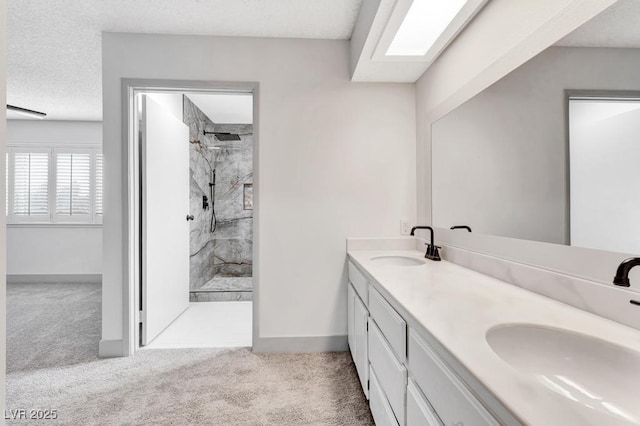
[13,151,50,218]
[95,153,103,216]
[8,146,102,224]
[56,152,91,217]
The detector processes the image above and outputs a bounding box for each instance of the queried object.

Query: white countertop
[348,248,640,426]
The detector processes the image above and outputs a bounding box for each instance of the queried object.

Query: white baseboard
[7,274,102,284]
[101,336,347,357]
[99,339,124,357]
[252,335,348,353]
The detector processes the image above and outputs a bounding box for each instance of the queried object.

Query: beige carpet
[6,283,374,425]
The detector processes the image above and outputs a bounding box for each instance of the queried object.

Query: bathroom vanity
[347,239,640,426]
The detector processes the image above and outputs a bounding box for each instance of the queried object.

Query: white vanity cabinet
[347,258,503,426]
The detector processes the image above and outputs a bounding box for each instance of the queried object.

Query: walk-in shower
[184,94,253,302]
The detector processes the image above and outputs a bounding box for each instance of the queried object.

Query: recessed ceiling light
[386,0,468,56]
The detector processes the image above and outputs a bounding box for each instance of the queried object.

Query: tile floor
[143,301,252,349]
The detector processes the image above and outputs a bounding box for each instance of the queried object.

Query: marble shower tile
[190,240,216,290]
[189,291,253,302]
[200,276,253,292]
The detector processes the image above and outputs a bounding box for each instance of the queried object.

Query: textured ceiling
[7,0,362,121]
[556,0,640,48]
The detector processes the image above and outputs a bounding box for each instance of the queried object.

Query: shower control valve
[203,195,209,210]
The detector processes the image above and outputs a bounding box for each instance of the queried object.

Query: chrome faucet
[613,257,640,287]
[410,226,441,261]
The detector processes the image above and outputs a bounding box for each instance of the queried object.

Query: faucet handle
[424,243,442,261]
[430,245,442,261]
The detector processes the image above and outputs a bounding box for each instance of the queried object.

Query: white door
[141,95,190,345]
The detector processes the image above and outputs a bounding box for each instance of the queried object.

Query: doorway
[125,82,258,353]
[568,95,640,254]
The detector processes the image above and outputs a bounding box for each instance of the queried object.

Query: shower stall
[183,95,253,302]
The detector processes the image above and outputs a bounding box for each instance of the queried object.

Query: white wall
[430,47,640,246]
[102,34,416,352]
[1,0,7,416]
[6,120,103,277]
[7,226,102,276]
[7,120,102,144]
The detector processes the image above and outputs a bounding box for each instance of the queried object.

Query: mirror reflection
[431,0,640,254]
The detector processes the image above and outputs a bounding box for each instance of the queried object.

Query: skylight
[386,0,468,56]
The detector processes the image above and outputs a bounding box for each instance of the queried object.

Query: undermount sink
[487,324,640,423]
[370,255,425,266]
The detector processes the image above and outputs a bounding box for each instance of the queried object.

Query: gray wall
[184,96,253,291]
[431,46,640,244]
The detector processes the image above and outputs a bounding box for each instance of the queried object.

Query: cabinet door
[348,261,369,304]
[354,293,370,399]
[348,284,355,359]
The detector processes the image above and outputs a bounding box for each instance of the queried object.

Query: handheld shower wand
[209,169,217,233]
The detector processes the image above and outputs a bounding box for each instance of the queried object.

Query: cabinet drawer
[348,261,369,305]
[370,368,400,426]
[407,379,442,426]
[369,287,406,362]
[408,330,498,426]
[369,321,407,425]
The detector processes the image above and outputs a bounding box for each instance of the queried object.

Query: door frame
[121,79,260,355]
[564,89,640,247]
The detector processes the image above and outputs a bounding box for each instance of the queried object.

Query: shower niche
[183,95,253,302]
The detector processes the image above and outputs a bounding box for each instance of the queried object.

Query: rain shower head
[203,130,241,141]
[215,133,241,141]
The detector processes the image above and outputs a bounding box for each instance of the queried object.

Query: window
[13,150,50,221]
[6,146,102,224]
[55,151,91,220]
[96,153,103,216]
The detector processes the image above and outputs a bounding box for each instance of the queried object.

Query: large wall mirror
[432,0,640,255]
